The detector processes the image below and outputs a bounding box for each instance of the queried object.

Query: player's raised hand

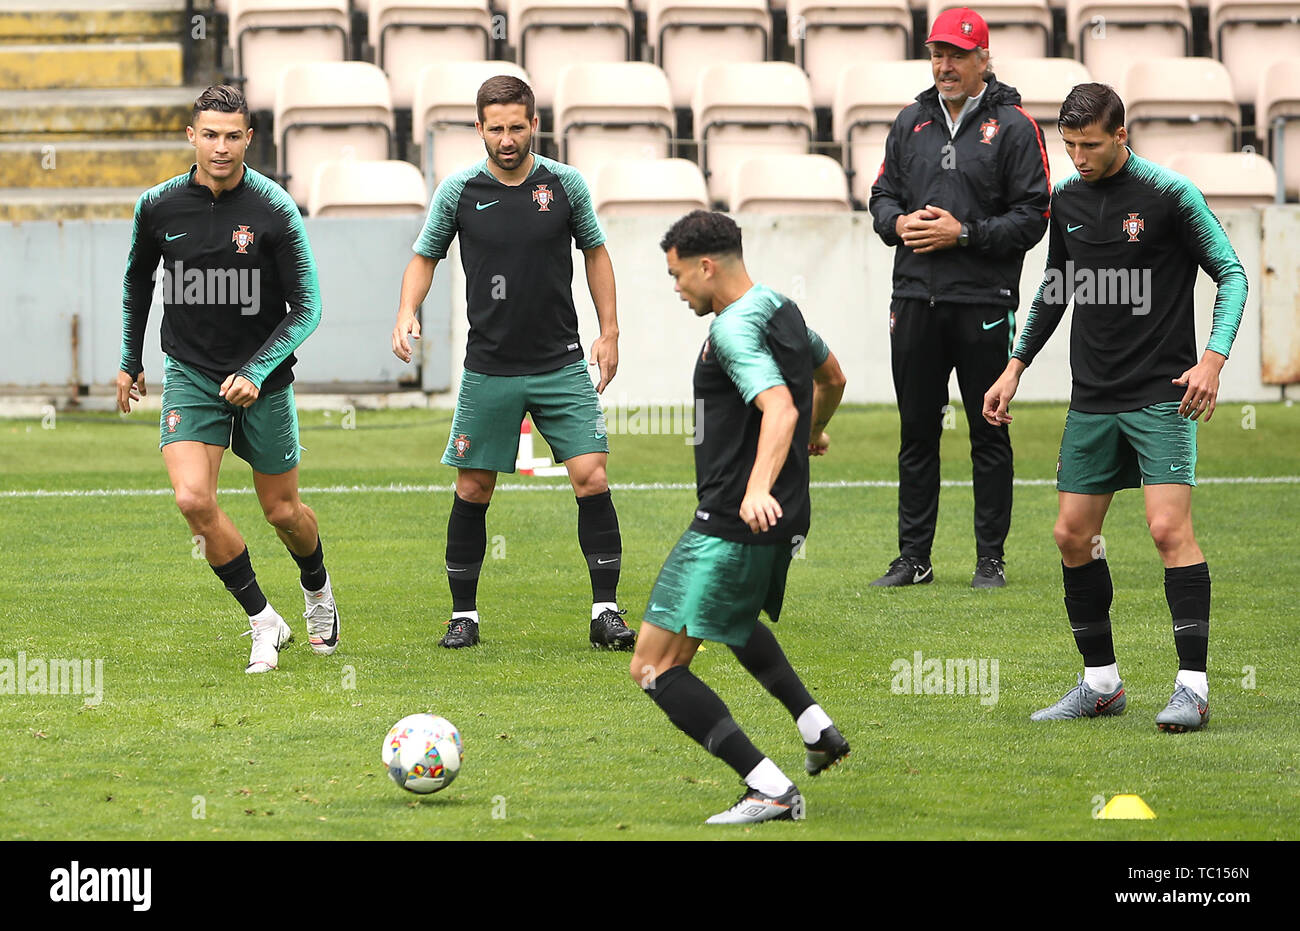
[116,370,146,414]
[392,310,421,363]
[220,374,259,408]
[589,331,618,393]
[1173,355,1223,422]
[739,489,783,533]
[809,431,831,456]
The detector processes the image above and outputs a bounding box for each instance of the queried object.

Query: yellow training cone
[1099,794,1157,819]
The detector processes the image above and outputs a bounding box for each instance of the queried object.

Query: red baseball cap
[926,7,989,50]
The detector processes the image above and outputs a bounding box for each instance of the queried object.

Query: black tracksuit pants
[889,298,1014,562]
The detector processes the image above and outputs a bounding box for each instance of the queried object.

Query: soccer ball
[382,713,463,795]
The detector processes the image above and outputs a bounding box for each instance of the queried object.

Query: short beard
[488,137,531,172]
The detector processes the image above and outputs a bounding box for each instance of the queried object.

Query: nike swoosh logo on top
[913,121,932,133]
[982,318,1006,330]
[1067,224,1083,233]
[165,232,187,241]
[475,200,500,210]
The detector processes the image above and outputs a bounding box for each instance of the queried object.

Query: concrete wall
[2,208,1294,403]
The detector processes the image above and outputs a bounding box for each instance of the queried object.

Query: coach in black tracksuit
[869,7,1050,588]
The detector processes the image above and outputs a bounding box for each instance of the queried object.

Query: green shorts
[643,530,795,648]
[159,356,301,475]
[441,360,608,472]
[1057,401,1197,494]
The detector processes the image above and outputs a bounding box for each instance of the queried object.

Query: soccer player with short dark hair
[118,84,340,673]
[632,210,850,824]
[983,83,1248,731]
[391,76,631,650]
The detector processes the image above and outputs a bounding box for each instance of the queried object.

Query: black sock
[1063,558,1115,667]
[1166,562,1210,673]
[211,547,269,616]
[576,490,621,604]
[446,495,488,614]
[729,622,815,722]
[289,536,327,592]
[644,666,764,780]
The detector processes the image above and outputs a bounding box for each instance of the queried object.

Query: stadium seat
[991,58,1093,129]
[1067,0,1191,92]
[928,0,1053,58]
[507,0,634,110]
[1047,144,1077,187]
[730,153,851,212]
[275,61,394,209]
[1209,0,1300,105]
[411,61,529,188]
[693,61,815,207]
[648,0,771,109]
[1166,151,1278,210]
[786,0,912,108]
[832,58,932,207]
[1123,58,1239,167]
[553,63,675,182]
[228,0,350,113]
[590,157,709,216]
[1257,59,1300,199]
[369,1,494,110]
[308,158,430,216]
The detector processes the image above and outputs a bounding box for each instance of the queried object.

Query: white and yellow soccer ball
[382,713,463,794]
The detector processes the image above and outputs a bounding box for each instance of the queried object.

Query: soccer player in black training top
[391,76,631,650]
[631,211,850,824]
[118,85,339,673]
[984,84,1247,732]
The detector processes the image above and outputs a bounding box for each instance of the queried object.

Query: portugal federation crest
[232,224,255,253]
[532,184,553,211]
[165,409,182,433]
[453,433,471,458]
[979,118,999,144]
[1123,212,1145,242]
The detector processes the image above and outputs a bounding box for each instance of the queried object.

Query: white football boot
[303,575,340,656]
[243,610,292,673]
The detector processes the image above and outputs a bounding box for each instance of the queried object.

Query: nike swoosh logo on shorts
[1170,464,1185,471]
[476,200,500,210]
[165,232,188,241]
[1067,224,1083,233]
[284,451,295,460]
[982,318,1006,330]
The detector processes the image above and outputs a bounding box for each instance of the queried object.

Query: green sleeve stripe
[413,164,476,258]
[806,326,830,368]
[1128,155,1248,359]
[710,285,785,405]
[236,169,322,388]
[544,155,605,250]
[119,172,188,374]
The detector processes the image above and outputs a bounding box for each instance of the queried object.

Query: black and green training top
[412,153,605,377]
[120,165,321,392]
[691,283,831,545]
[1013,149,1247,413]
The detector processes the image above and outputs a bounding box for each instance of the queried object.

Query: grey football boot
[1030,674,1126,720]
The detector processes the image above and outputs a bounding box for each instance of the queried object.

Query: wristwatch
[957,223,970,247]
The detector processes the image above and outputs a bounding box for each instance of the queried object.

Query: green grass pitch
[1,402,1297,840]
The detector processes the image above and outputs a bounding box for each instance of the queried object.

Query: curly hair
[659,210,743,259]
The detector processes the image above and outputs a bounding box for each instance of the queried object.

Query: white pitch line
[3,476,1300,499]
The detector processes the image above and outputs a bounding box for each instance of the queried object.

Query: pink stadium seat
[1257,58,1300,199]
[1123,57,1239,167]
[730,153,851,212]
[228,0,350,112]
[1067,0,1191,92]
[369,1,495,110]
[833,59,932,206]
[1209,0,1300,105]
[507,0,633,110]
[591,157,710,216]
[274,61,394,208]
[553,63,675,182]
[1167,151,1278,210]
[308,158,429,217]
[693,61,814,208]
[786,0,913,108]
[992,57,1093,129]
[649,0,772,108]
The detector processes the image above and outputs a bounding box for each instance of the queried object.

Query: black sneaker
[804,724,850,775]
[971,556,1006,589]
[870,556,933,587]
[439,616,480,649]
[590,608,636,651]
